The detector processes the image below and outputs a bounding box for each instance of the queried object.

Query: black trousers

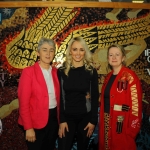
[21,107,58,150]
[58,112,91,150]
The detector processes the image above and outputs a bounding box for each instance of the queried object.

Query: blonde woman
[57,37,99,150]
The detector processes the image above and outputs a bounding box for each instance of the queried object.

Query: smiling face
[37,42,55,68]
[108,46,125,70]
[70,41,86,66]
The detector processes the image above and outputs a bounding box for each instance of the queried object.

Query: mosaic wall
[0,7,150,150]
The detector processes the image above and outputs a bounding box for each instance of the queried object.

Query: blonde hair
[107,44,126,71]
[64,37,93,76]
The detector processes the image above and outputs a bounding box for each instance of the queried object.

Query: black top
[104,74,117,113]
[57,65,99,125]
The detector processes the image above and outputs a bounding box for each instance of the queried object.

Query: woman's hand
[84,122,95,137]
[26,128,36,142]
[58,122,69,138]
[85,92,90,99]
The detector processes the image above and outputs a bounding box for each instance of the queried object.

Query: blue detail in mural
[0,13,1,23]
[0,8,16,24]
[136,113,150,150]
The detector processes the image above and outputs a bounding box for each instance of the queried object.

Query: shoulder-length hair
[107,44,126,71]
[64,37,93,76]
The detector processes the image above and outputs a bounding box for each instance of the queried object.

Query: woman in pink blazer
[18,37,60,150]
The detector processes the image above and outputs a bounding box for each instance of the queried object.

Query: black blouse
[104,74,117,113]
[57,65,99,125]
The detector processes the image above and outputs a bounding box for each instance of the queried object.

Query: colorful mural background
[0,7,150,150]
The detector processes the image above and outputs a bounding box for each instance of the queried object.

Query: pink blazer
[18,62,60,130]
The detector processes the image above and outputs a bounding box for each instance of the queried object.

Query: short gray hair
[37,37,56,52]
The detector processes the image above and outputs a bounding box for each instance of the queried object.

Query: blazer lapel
[34,62,48,95]
[51,67,60,102]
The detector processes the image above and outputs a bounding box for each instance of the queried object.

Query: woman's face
[70,41,86,65]
[108,47,125,69]
[37,42,55,66]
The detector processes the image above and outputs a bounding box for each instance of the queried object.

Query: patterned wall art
[0,6,150,150]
